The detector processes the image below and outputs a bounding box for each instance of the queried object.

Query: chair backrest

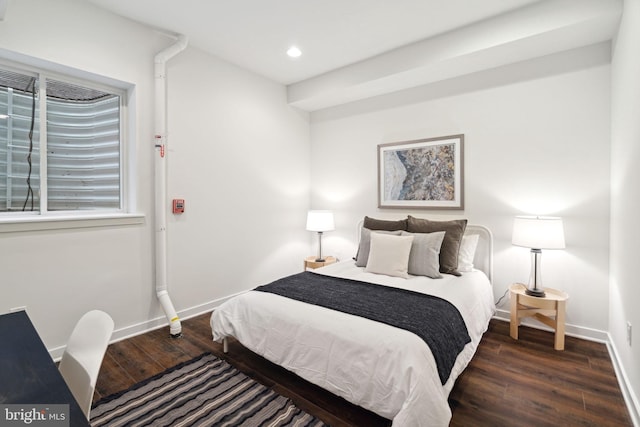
[58,310,114,419]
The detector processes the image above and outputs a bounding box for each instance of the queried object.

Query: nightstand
[304,256,336,271]
[509,283,569,350]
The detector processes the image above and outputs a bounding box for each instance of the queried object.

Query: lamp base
[315,258,326,262]
[525,287,546,297]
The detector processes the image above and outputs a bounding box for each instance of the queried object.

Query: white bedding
[210,260,495,426]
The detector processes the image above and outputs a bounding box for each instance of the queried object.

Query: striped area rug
[90,353,328,427]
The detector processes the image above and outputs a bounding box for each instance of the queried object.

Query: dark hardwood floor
[94,313,632,426]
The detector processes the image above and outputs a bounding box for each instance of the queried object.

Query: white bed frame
[465,224,494,283]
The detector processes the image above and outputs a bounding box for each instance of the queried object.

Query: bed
[211,217,495,426]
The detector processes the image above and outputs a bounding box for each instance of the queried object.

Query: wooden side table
[304,256,336,271]
[510,283,569,350]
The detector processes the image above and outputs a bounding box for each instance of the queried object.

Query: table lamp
[306,210,334,262]
[512,216,565,297]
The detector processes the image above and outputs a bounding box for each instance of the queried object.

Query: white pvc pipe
[154,34,188,337]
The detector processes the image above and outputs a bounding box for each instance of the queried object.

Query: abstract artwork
[378,135,464,209]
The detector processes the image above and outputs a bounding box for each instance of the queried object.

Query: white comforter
[210,260,495,426]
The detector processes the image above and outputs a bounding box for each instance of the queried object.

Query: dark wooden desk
[0,311,90,426]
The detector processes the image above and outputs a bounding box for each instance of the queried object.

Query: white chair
[59,310,114,419]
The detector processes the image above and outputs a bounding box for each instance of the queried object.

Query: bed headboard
[356,221,494,283]
[464,225,493,283]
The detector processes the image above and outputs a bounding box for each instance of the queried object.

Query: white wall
[310,45,611,337]
[0,0,310,353]
[610,0,640,422]
[165,47,310,308]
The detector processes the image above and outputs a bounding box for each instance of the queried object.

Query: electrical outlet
[10,306,26,313]
[627,322,632,346]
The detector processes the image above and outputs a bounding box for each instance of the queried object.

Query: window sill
[0,213,145,233]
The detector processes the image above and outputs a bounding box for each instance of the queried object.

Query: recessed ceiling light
[286,46,302,58]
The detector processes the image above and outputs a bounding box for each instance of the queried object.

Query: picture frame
[378,134,464,210]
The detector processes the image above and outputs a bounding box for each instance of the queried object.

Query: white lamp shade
[306,210,335,232]
[512,216,565,249]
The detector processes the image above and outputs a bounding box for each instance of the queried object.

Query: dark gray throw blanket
[254,271,470,385]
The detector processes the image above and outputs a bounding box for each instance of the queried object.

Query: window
[1,63,126,219]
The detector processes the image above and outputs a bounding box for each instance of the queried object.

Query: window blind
[46,94,120,210]
[0,86,40,211]
[1,70,121,212]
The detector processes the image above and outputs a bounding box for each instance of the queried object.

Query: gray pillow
[355,228,403,267]
[401,231,445,278]
[407,216,467,276]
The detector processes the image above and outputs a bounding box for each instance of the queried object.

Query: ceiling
[85,0,621,111]
[86,0,542,84]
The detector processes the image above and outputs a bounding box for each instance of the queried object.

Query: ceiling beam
[287,0,621,112]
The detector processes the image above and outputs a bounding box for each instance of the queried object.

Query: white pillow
[401,231,445,278]
[365,233,414,279]
[458,234,479,272]
[355,228,403,267]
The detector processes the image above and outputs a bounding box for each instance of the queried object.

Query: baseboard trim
[607,334,640,427]
[111,292,243,344]
[493,308,609,342]
[49,292,243,360]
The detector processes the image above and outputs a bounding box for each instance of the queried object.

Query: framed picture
[378,134,464,209]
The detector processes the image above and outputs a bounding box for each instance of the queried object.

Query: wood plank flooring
[94,314,633,426]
